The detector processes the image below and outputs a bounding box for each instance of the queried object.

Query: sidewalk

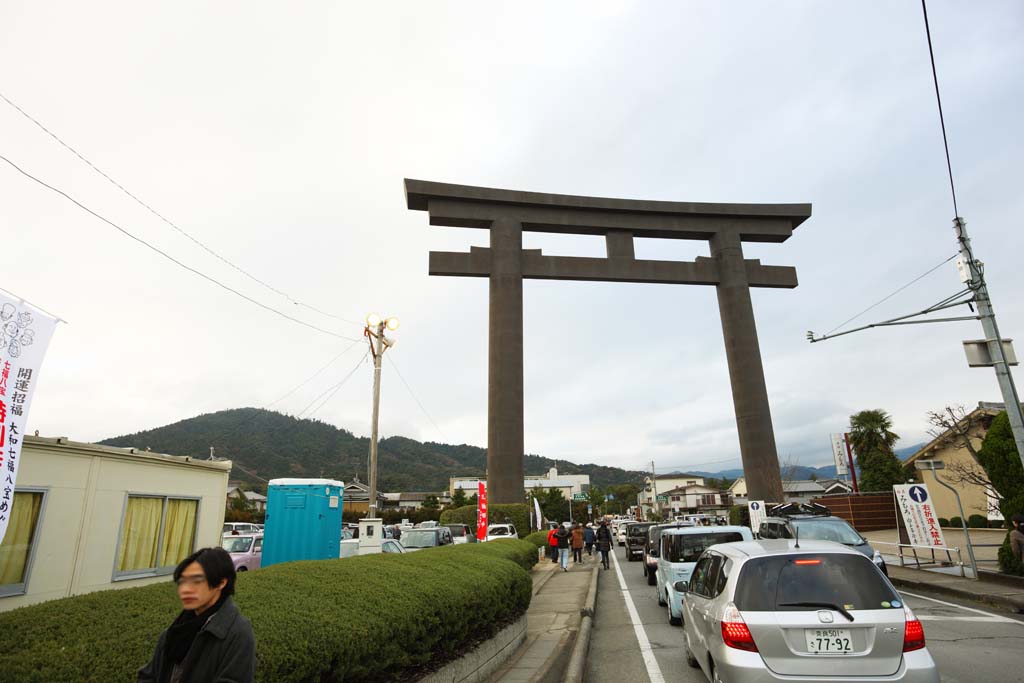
[489,553,596,683]
[886,563,1024,612]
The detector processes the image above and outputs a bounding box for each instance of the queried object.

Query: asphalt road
[585,542,1024,683]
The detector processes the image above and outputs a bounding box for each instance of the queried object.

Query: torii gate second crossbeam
[406,179,812,504]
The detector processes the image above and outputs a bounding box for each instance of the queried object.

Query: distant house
[449,467,590,501]
[390,492,451,511]
[662,484,731,516]
[2,436,229,612]
[816,479,854,496]
[342,479,386,514]
[782,480,827,504]
[226,486,267,512]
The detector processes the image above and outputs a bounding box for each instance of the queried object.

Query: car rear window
[665,532,745,563]
[627,524,653,537]
[735,554,900,612]
[445,525,466,537]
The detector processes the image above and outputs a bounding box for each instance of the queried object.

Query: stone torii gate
[405,179,811,504]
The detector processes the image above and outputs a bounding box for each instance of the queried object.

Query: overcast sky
[2,2,1022,475]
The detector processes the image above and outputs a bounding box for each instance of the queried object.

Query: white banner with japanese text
[0,294,57,545]
[893,484,946,548]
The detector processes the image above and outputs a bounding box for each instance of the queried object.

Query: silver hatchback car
[680,540,939,683]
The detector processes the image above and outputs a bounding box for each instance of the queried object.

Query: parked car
[757,502,888,575]
[222,533,263,571]
[680,539,938,682]
[340,538,406,558]
[625,522,655,561]
[444,523,476,544]
[222,522,260,536]
[643,522,692,585]
[657,526,753,625]
[401,527,454,551]
[417,520,439,528]
[485,523,518,541]
[616,523,630,546]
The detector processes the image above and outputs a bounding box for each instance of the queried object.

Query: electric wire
[920,0,960,219]
[386,353,448,443]
[265,339,363,408]
[0,91,363,327]
[0,152,361,342]
[823,253,957,336]
[296,351,370,418]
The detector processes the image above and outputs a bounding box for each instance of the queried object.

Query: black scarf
[165,594,228,665]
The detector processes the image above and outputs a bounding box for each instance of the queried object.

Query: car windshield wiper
[777,601,855,622]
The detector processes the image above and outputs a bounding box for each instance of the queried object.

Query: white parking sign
[748,500,766,533]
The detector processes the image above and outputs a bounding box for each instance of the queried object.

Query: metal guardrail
[870,540,967,577]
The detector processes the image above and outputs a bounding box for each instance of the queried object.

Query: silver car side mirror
[674,581,689,593]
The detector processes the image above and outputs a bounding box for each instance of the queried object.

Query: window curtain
[159,499,197,567]
[0,492,43,585]
[117,496,163,572]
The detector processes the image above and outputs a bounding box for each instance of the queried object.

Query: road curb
[562,565,600,683]
[417,615,528,683]
[889,575,1024,613]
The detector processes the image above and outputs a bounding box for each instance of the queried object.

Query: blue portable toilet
[262,478,344,567]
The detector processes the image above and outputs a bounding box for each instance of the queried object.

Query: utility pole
[954,218,1024,470]
[365,313,400,518]
[650,460,659,521]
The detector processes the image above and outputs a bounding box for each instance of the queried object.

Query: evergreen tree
[451,489,468,509]
[422,494,440,510]
[848,409,905,492]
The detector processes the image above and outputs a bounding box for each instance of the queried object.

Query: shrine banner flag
[476,481,488,541]
[0,293,57,545]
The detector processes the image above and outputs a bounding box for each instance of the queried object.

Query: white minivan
[656,525,752,625]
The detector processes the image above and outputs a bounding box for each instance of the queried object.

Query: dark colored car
[626,522,655,561]
[757,502,888,575]
[643,522,692,585]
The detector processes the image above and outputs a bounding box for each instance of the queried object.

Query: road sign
[830,433,849,475]
[572,493,588,501]
[656,495,668,503]
[893,484,946,547]
[587,504,593,514]
[748,500,766,532]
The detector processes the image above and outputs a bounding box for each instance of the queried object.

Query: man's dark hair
[173,547,237,597]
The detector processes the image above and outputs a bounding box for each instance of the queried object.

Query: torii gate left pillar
[406,179,812,505]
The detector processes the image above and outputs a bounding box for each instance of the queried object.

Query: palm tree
[848,409,904,492]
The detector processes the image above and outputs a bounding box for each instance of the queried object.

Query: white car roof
[715,539,862,559]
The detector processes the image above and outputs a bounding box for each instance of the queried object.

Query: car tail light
[721,602,758,652]
[903,605,925,652]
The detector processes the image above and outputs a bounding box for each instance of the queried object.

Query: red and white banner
[476,481,488,541]
[0,294,58,544]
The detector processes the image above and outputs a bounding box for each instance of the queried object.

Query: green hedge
[729,505,750,527]
[440,503,531,536]
[950,516,963,528]
[524,530,549,548]
[937,517,950,527]
[0,540,536,682]
[968,514,989,529]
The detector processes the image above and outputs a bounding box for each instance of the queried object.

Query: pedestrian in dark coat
[138,547,256,683]
[596,521,613,570]
[1011,514,1024,565]
[571,523,585,563]
[554,524,572,571]
[584,524,596,556]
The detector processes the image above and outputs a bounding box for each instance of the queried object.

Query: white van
[656,525,752,625]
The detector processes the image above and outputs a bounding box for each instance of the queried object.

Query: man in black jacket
[138,546,256,683]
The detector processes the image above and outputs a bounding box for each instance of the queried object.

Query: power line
[386,353,448,443]
[823,253,957,336]
[296,351,370,418]
[0,152,360,342]
[0,91,363,328]
[920,0,960,218]
[265,339,363,409]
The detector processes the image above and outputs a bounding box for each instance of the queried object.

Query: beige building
[449,467,590,500]
[905,403,1004,523]
[0,436,230,612]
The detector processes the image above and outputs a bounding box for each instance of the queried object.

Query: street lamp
[365,313,399,518]
[915,459,979,579]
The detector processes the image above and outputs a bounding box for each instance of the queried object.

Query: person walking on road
[138,547,256,683]
[596,521,613,570]
[554,523,571,571]
[1011,514,1024,565]
[546,523,559,563]
[571,522,585,564]
[584,523,596,556]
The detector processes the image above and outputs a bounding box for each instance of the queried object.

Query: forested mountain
[99,408,649,491]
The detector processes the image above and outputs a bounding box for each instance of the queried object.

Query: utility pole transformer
[954,218,1024,470]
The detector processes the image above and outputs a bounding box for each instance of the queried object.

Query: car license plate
[805,628,853,654]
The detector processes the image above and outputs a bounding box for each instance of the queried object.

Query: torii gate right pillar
[712,229,783,502]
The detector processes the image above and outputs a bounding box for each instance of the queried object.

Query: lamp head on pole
[366,313,382,328]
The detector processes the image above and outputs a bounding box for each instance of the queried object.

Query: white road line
[899,589,1024,625]
[611,549,666,683]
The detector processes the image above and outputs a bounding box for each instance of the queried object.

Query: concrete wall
[2,437,230,612]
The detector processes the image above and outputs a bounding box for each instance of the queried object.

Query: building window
[0,490,45,597]
[115,495,198,579]
[701,494,717,506]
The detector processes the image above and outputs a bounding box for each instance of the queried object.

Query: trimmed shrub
[950,516,963,528]
[0,540,535,682]
[937,517,950,528]
[440,503,530,535]
[729,505,750,527]
[524,530,549,548]
[968,514,989,529]
[990,518,1008,529]
[999,532,1024,576]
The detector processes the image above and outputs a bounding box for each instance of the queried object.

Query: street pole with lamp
[915,459,978,580]
[364,313,400,519]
